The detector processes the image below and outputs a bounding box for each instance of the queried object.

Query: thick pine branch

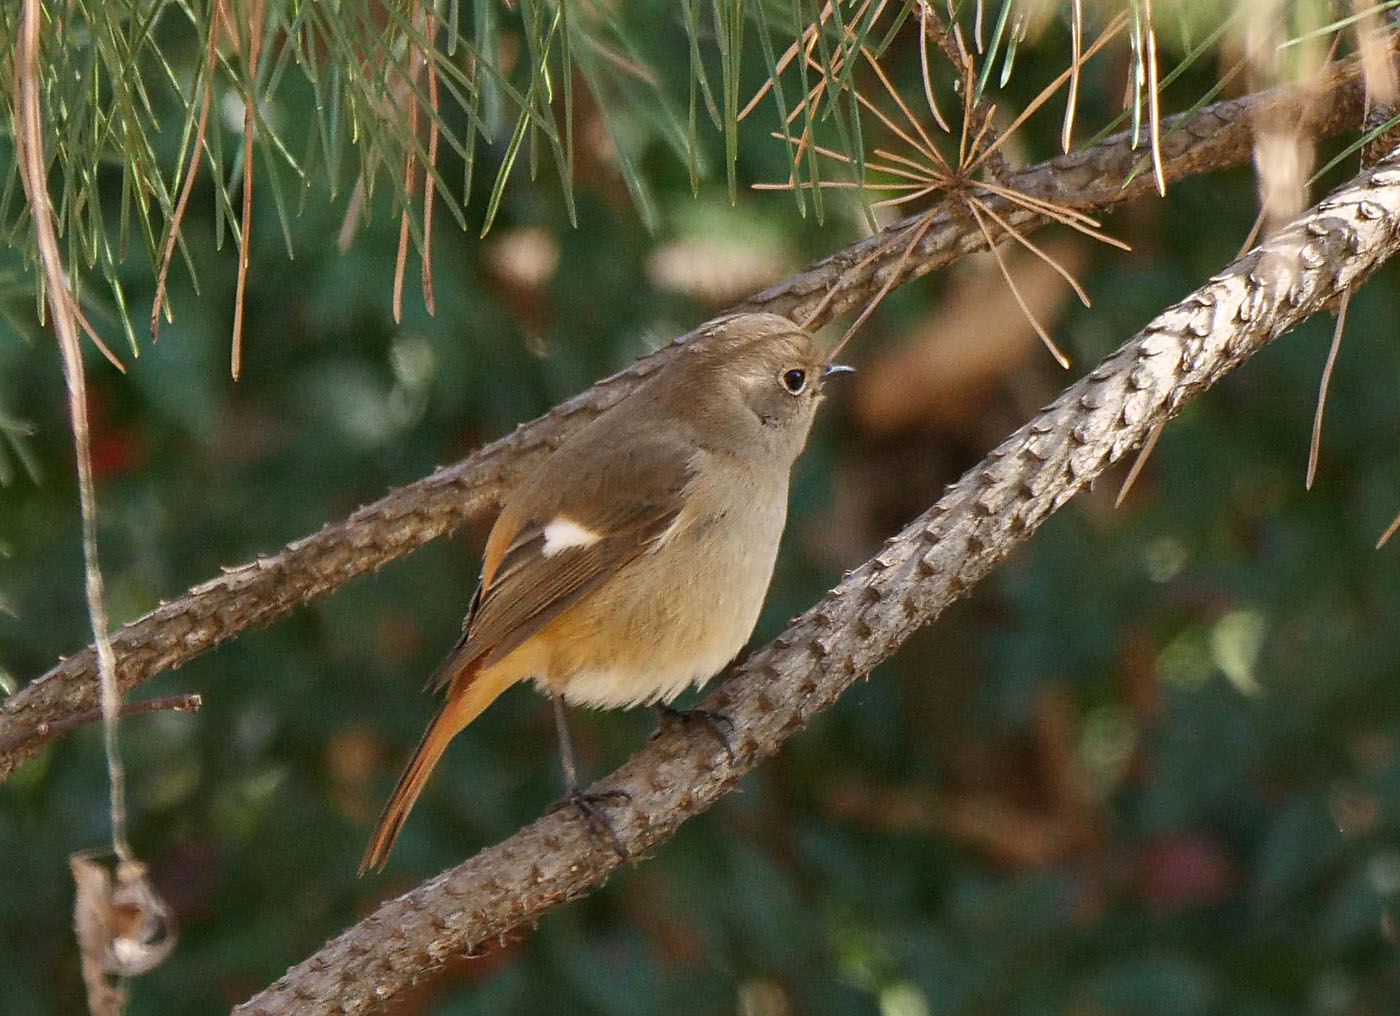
[0,52,1378,777]
[231,146,1400,1016]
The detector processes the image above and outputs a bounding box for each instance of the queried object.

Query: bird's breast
[539,459,789,710]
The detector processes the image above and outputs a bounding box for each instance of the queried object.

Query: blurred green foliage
[4,5,1400,1016]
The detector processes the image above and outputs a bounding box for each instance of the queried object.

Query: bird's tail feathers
[359,661,516,874]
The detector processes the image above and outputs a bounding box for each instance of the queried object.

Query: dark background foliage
[4,7,1400,1015]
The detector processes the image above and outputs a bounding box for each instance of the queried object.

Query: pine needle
[152,13,218,341]
[1142,0,1166,194]
[1379,508,1400,549]
[1116,420,1166,507]
[966,198,1072,368]
[1063,0,1083,151]
[231,0,267,381]
[1307,289,1350,490]
[422,2,441,316]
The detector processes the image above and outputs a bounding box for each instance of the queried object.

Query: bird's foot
[549,784,631,859]
[654,703,736,763]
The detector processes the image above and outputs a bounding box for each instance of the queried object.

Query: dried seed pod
[71,850,177,1016]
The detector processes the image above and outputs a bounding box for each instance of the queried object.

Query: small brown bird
[361,312,850,872]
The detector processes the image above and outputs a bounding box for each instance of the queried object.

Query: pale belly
[531,476,788,710]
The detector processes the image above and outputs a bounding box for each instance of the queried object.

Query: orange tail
[360,664,517,874]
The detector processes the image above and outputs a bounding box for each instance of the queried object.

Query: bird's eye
[781,368,807,394]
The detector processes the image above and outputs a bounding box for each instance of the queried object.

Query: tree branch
[233,147,1400,1016]
[0,51,1380,778]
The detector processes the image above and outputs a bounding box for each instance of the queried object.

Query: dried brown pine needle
[1142,0,1167,195]
[1379,507,1400,549]
[916,2,952,132]
[153,16,220,342]
[1307,289,1350,490]
[422,2,441,316]
[231,0,267,381]
[759,2,1128,368]
[968,195,1094,307]
[1064,0,1084,151]
[966,198,1072,368]
[1116,419,1166,507]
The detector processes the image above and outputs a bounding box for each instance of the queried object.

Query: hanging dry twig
[14,0,130,861]
[14,1,181,1011]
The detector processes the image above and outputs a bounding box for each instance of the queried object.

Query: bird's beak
[823,363,856,378]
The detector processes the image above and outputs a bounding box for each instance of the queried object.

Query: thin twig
[0,694,203,756]
[1238,204,1268,256]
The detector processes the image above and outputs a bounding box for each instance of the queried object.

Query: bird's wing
[427,427,693,692]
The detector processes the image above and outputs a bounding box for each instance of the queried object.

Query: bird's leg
[654,702,736,762]
[552,693,583,790]
[548,695,630,858]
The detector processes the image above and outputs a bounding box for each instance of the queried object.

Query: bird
[361,312,851,872]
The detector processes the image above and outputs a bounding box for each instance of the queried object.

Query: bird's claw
[655,704,736,763]
[550,785,631,859]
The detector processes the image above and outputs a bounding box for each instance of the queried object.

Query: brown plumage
[361,312,845,872]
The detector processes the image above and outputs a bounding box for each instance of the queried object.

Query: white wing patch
[541,516,603,557]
